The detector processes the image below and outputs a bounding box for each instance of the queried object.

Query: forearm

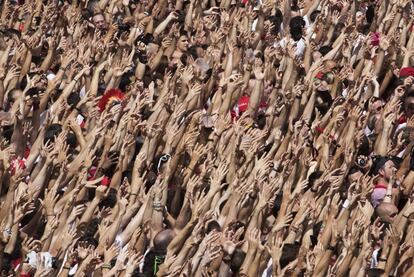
[4,224,19,254]
[374,128,390,156]
[383,245,399,276]
[313,249,334,277]
[79,198,100,224]
[0,80,4,108]
[336,252,354,277]
[167,219,196,255]
[28,162,51,201]
[119,201,149,243]
[19,50,32,81]
[247,249,265,277]
[40,49,55,72]
[379,70,394,96]
[247,78,263,117]
[239,247,257,275]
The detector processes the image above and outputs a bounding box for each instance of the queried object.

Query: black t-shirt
[141,249,166,277]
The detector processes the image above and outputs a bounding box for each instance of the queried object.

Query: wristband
[102,263,112,269]
[342,199,350,209]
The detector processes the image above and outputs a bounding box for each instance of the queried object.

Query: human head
[6,89,23,109]
[313,45,333,61]
[177,34,189,52]
[376,203,398,223]
[230,249,246,272]
[356,11,366,27]
[371,156,397,181]
[153,229,175,251]
[404,90,414,117]
[92,13,107,30]
[289,16,306,41]
[347,166,363,184]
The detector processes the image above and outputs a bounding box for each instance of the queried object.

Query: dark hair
[230,249,246,272]
[43,123,77,148]
[188,45,199,59]
[67,92,81,108]
[370,156,401,175]
[44,124,63,144]
[366,5,375,24]
[319,46,333,56]
[291,0,300,11]
[119,69,135,92]
[280,243,301,268]
[309,10,321,23]
[289,16,306,41]
[206,220,221,233]
[348,166,362,176]
[308,171,323,188]
[98,188,118,208]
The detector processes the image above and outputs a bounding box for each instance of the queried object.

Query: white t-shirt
[279,37,306,57]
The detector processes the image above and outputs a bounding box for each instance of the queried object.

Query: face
[34,74,48,90]
[177,35,189,52]
[348,171,363,184]
[356,12,365,26]
[376,202,398,223]
[372,99,384,114]
[93,14,107,30]
[196,46,205,58]
[405,96,414,117]
[379,160,397,180]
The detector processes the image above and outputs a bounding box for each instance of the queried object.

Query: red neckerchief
[399,115,407,124]
[374,183,388,190]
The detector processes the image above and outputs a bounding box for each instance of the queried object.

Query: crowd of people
[1,0,414,276]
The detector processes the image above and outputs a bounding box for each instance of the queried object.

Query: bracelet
[102,263,112,269]
[63,265,71,270]
[310,187,318,193]
[342,199,350,209]
[403,214,410,218]
[378,258,387,262]
[130,193,138,196]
